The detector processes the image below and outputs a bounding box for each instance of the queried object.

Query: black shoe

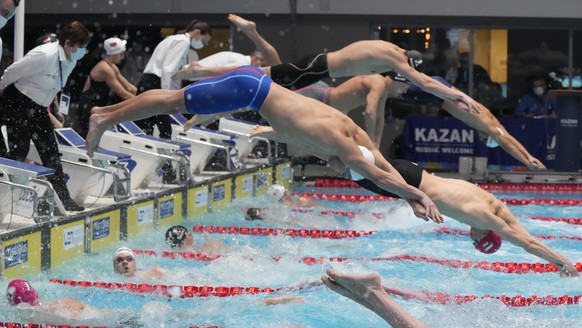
[62,198,85,211]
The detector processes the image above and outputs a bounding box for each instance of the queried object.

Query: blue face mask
[70,47,86,61]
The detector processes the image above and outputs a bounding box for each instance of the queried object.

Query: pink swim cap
[6,279,39,306]
[473,231,502,254]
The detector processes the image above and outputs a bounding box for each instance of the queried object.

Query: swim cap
[165,225,189,248]
[349,146,375,181]
[473,230,502,254]
[245,208,264,221]
[6,279,39,306]
[406,50,423,70]
[113,246,135,261]
[104,37,127,55]
[267,184,285,201]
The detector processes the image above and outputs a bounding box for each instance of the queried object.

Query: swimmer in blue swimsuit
[86,65,443,223]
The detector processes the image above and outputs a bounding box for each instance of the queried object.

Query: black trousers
[0,84,74,201]
[133,73,172,139]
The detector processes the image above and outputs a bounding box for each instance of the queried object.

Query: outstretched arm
[363,79,388,147]
[441,100,546,170]
[322,270,428,328]
[394,59,481,114]
[173,61,239,81]
[486,205,578,277]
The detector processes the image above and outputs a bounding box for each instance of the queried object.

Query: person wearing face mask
[513,75,557,118]
[0,21,91,212]
[133,19,211,141]
[74,37,137,138]
[0,0,19,60]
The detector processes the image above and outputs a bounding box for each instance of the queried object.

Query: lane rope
[46,279,582,307]
[192,224,377,239]
[293,192,582,206]
[436,226,582,242]
[311,178,582,192]
[131,249,582,275]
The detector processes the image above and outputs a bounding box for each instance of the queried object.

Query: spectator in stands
[453,52,492,91]
[0,21,91,212]
[513,75,557,118]
[75,37,137,138]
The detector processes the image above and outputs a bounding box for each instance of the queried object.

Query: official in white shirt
[0,21,91,212]
[134,19,211,140]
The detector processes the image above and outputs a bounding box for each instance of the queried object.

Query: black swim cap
[245,208,264,221]
[406,50,424,71]
[165,225,189,248]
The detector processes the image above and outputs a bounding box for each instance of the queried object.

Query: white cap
[267,184,285,200]
[104,37,127,55]
[349,146,375,181]
[113,246,134,261]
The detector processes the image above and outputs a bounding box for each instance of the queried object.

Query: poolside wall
[0,161,293,279]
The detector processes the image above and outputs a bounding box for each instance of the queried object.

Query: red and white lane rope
[191,225,377,239]
[131,249,581,275]
[436,226,582,242]
[49,279,281,298]
[0,322,218,328]
[384,287,582,307]
[529,216,582,225]
[311,178,582,193]
[47,279,582,307]
[292,191,582,206]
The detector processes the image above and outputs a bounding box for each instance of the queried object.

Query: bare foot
[321,269,382,310]
[173,61,201,81]
[228,14,256,33]
[85,114,105,157]
[250,125,274,138]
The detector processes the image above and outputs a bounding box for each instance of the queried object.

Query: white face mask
[0,13,13,29]
[70,47,86,61]
[191,38,204,49]
[533,86,545,97]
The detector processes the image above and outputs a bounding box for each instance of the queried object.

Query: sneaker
[62,198,85,211]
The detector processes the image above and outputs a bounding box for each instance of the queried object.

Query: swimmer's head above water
[245,208,264,221]
[6,279,39,306]
[165,225,193,248]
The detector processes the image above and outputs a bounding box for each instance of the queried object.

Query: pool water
[1,183,581,327]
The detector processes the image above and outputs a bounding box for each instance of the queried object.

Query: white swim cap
[104,37,127,55]
[267,184,286,201]
[349,146,375,181]
[113,246,135,261]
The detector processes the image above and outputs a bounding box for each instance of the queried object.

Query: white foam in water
[5,185,580,327]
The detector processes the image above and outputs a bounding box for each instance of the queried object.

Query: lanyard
[58,59,65,91]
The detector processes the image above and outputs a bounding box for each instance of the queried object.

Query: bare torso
[330,75,384,112]
[419,171,505,229]
[259,84,373,156]
[326,40,406,78]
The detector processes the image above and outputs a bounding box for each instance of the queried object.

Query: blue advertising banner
[401,117,558,170]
